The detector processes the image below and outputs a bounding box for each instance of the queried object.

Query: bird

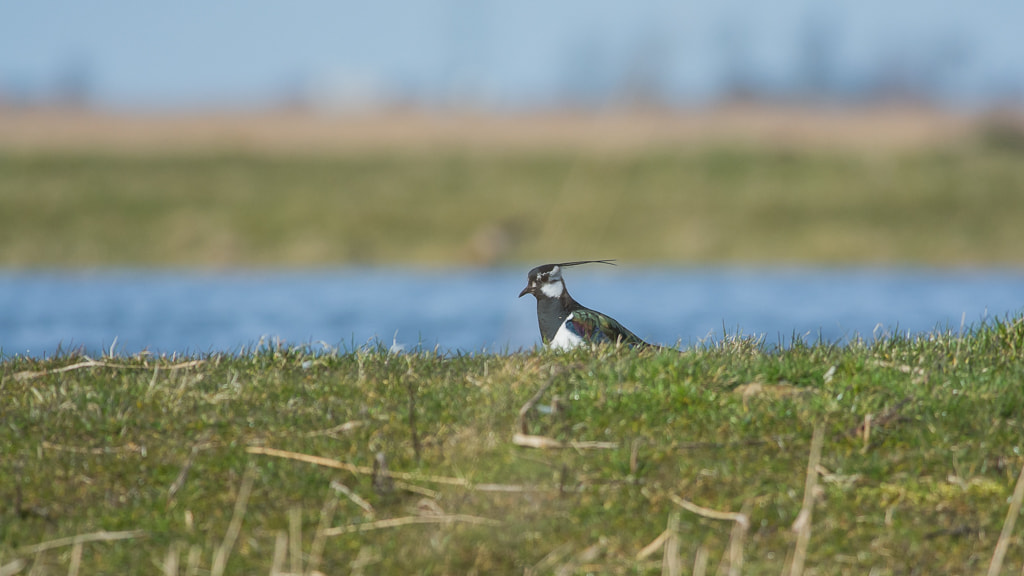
[518,260,656,350]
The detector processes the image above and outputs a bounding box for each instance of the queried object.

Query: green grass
[3,144,1024,267]
[3,315,1024,574]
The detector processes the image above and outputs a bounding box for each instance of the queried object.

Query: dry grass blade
[321,514,499,536]
[512,433,619,450]
[13,359,204,381]
[330,480,375,518]
[14,360,107,380]
[667,494,748,576]
[306,490,338,576]
[247,446,470,487]
[733,381,808,410]
[986,460,1024,576]
[662,512,681,576]
[269,532,287,576]
[786,424,825,576]
[163,541,184,576]
[247,445,370,474]
[0,560,27,576]
[304,420,364,437]
[693,544,709,576]
[41,441,145,456]
[67,541,83,576]
[288,507,302,576]
[210,464,257,576]
[393,481,439,498]
[569,440,620,450]
[668,494,749,526]
[513,433,565,449]
[720,504,751,576]
[557,537,602,573]
[556,540,606,576]
[527,542,575,576]
[636,529,671,561]
[168,435,214,503]
[868,359,926,377]
[630,438,643,475]
[185,545,200,576]
[249,445,546,492]
[15,530,147,556]
[472,483,551,493]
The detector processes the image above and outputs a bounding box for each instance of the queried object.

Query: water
[1,267,1022,357]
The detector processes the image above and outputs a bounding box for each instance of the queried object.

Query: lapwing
[518,260,656,350]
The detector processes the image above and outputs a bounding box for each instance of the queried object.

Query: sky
[1,0,1022,110]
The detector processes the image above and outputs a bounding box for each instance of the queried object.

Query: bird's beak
[518,285,530,298]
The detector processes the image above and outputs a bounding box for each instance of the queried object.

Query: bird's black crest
[553,259,616,268]
[529,259,616,276]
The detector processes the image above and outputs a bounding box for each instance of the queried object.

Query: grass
[3,143,1024,267]
[3,314,1024,574]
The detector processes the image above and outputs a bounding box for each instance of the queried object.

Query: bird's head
[518,260,615,300]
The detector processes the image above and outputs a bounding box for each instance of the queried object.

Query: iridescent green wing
[568,308,648,348]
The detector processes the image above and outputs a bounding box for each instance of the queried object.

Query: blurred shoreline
[2,104,1016,155]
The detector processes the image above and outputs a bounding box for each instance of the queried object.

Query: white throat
[539,280,564,298]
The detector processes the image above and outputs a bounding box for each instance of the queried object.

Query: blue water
[1,267,1022,357]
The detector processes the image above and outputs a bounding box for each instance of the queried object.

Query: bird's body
[518,260,653,350]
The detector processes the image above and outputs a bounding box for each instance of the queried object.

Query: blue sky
[2,0,1022,110]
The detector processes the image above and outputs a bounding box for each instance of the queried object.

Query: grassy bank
[3,144,1024,267]
[3,315,1024,574]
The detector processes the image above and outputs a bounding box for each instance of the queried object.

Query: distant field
[0,106,977,154]
[2,108,1024,267]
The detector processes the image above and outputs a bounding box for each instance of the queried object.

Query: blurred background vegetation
[2,134,1024,268]
[2,1,1024,268]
